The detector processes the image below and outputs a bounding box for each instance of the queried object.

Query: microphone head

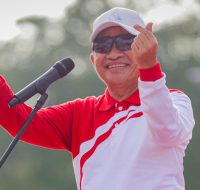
[54,58,75,77]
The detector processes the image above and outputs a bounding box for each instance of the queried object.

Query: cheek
[123,50,135,61]
[93,53,105,66]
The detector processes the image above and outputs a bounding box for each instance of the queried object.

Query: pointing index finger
[133,24,145,33]
[133,23,153,39]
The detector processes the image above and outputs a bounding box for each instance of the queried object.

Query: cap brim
[90,21,141,42]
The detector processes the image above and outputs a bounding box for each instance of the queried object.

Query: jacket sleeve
[0,75,73,151]
[138,65,195,147]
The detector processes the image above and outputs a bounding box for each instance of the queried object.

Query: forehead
[97,26,130,37]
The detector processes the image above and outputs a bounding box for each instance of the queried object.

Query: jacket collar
[99,88,141,112]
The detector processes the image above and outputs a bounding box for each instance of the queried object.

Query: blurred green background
[0,0,200,189]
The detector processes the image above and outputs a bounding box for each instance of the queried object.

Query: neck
[107,83,138,102]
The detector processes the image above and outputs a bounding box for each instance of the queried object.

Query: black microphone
[9,58,75,108]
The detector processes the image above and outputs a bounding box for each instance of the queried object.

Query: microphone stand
[0,92,48,168]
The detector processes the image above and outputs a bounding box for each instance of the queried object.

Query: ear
[90,53,95,65]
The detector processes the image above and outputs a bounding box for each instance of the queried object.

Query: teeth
[108,64,126,69]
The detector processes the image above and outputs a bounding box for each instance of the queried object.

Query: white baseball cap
[90,7,145,42]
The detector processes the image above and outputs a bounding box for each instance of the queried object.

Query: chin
[105,78,128,86]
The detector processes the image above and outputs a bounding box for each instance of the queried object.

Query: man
[0,7,195,190]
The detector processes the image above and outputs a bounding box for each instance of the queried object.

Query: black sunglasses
[92,34,136,54]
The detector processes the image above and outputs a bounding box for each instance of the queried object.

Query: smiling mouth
[106,63,128,69]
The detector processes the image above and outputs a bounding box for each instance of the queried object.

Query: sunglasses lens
[93,37,113,53]
[116,35,135,51]
[92,35,135,53]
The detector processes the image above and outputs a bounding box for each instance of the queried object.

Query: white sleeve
[138,74,195,147]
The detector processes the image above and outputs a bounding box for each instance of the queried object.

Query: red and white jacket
[0,64,195,190]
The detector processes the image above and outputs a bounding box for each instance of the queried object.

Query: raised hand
[132,22,158,69]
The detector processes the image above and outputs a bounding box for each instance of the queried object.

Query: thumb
[145,22,153,32]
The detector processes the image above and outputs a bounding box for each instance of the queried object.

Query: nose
[106,43,123,60]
